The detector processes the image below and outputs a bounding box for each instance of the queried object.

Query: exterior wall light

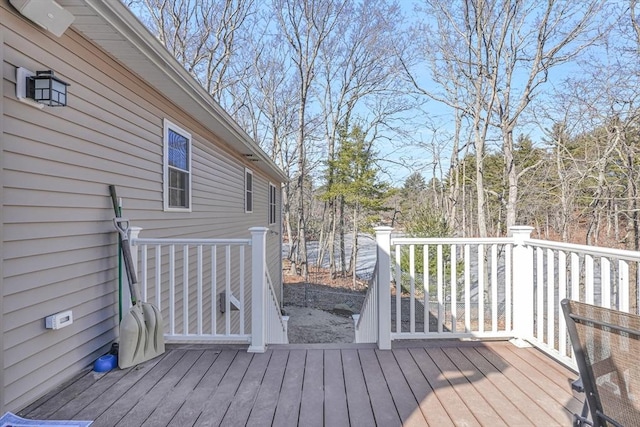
[27,70,69,106]
[16,67,70,108]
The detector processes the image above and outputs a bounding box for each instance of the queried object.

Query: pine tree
[324,125,390,286]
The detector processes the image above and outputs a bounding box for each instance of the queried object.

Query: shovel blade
[141,302,165,356]
[119,303,165,369]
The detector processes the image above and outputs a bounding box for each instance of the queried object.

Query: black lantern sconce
[16,67,70,108]
[27,70,69,107]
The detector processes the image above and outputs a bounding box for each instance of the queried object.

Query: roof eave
[70,0,287,182]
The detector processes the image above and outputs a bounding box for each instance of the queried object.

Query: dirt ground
[284,306,355,343]
[282,263,367,344]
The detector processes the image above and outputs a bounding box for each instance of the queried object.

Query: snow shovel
[113,217,165,369]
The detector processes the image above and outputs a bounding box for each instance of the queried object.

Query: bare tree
[274,0,348,277]
[316,0,410,276]
[407,0,506,236]
[130,0,256,109]
[488,0,608,232]
[408,0,610,236]
[234,23,300,246]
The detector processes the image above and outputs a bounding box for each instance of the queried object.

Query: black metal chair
[561,299,640,426]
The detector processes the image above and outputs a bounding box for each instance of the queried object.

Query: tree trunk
[352,203,359,289]
[504,130,518,233]
[339,196,346,276]
[295,123,308,277]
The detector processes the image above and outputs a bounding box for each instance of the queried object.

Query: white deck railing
[525,238,640,367]
[266,269,289,345]
[353,262,379,344]
[356,226,640,369]
[389,236,515,341]
[128,227,287,352]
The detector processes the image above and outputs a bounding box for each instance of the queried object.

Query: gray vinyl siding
[0,26,6,417]
[1,1,283,412]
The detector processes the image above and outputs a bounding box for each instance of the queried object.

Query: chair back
[561,299,640,427]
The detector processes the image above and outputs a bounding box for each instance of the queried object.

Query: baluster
[424,244,430,333]
[619,260,629,312]
[546,248,555,349]
[571,252,580,301]
[197,244,203,336]
[451,244,457,333]
[491,244,498,332]
[239,246,245,336]
[225,245,231,335]
[478,244,484,334]
[211,245,217,335]
[601,257,611,308]
[155,245,162,310]
[558,250,567,357]
[437,244,443,333]
[395,244,402,334]
[169,244,175,335]
[464,245,471,332]
[183,245,189,335]
[585,254,594,304]
[536,247,544,340]
[141,244,148,301]
[505,244,512,332]
[409,244,415,334]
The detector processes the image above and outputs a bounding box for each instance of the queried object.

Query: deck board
[490,344,583,415]
[148,350,237,427]
[445,347,533,426]
[359,348,403,426]
[271,349,305,427]
[477,345,574,425]
[457,346,548,426]
[429,347,507,426]
[220,352,272,427]
[376,349,428,426]
[298,350,324,427]
[245,350,289,426]
[323,349,349,426]
[409,347,481,426]
[57,349,175,421]
[117,349,218,427]
[193,351,253,426]
[341,349,376,427]
[393,348,454,427]
[20,341,581,427]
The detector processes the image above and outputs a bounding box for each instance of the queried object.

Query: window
[268,182,277,225]
[245,168,253,213]
[163,119,192,211]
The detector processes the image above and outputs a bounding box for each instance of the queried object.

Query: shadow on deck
[19,340,583,426]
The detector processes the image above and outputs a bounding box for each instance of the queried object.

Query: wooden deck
[20,340,583,426]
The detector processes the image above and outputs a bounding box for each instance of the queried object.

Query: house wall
[1,1,282,412]
[0,26,6,417]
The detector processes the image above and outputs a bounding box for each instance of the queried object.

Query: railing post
[282,315,289,344]
[352,314,360,343]
[509,225,534,346]
[248,227,268,353]
[375,226,393,350]
[125,226,142,309]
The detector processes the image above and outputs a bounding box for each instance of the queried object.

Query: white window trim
[163,118,192,212]
[245,168,253,213]
[268,182,277,225]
